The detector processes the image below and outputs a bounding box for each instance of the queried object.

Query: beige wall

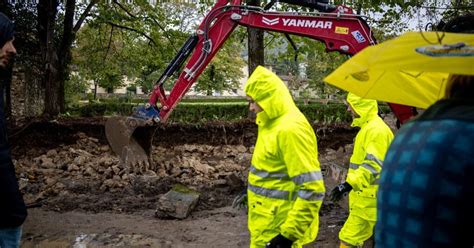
[87,66,249,97]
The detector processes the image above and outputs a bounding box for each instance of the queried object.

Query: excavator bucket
[105,116,158,170]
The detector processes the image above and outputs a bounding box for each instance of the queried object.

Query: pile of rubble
[13,132,251,211]
[12,129,354,216]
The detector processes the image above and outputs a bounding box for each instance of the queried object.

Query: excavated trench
[9,117,360,247]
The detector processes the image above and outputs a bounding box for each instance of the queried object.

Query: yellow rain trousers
[245,66,326,248]
[339,93,394,247]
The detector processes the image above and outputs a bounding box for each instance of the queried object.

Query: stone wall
[10,67,44,123]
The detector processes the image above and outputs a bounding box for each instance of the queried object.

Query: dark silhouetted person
[0,12,27,248]
[375,74,474,247]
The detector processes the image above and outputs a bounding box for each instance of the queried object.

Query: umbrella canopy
[324,32,474,109]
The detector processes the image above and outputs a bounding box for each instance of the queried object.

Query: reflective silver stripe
[361,163,379,176]
[297,190,325,201]
[373,178,380,185]
[250,165,289,180]
[248,184,290,200]
[349,163,359,169]
[292,171,323,185]
[366,153,383,167]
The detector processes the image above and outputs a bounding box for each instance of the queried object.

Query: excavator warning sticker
[351,30,366,43]
[335,26,349,34]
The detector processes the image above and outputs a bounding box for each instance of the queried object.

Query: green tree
[264,34,346,99]
[194,32,246,96]
[305,44,346,98]
[64,73,88,105]
[36,0,99,116]
[71,1,247,98]
[73,23,133,97]
[78,1,192,96]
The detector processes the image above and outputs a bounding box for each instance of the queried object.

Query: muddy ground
[8,117,364,247]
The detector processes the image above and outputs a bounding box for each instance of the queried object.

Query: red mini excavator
[105,0,416,167]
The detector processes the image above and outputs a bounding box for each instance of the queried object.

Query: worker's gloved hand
[265,234,293,248]
[330,182,352,202]
[232,189,247,209]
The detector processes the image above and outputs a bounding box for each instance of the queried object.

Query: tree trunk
[355,3,362,15]
[247,0,264,75]
[37,0,60,117]
[57,0,76,113]
[38,0,84,116]
[94,83,98,100]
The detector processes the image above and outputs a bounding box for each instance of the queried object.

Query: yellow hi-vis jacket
[345,93,394,221]
[245,66,325,248]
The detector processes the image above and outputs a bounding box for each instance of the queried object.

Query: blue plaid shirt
[375,99,474,248]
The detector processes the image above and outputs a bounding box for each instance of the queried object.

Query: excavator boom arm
[150,0,413,124]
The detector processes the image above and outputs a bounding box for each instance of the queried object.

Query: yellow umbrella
[324,32,474,109]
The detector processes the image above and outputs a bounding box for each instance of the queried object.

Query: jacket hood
[346,92,379,127]
[245,66,295,124]
[0,12,14,48]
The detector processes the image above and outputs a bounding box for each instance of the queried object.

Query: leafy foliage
[194,32,246,96]
[304,41,347,98]
[264,33,347,99]
[71,1,246,98]
[64,73,89,106]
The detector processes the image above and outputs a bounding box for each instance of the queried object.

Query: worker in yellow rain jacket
[330,93,394,247]
[244,66,325,248]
